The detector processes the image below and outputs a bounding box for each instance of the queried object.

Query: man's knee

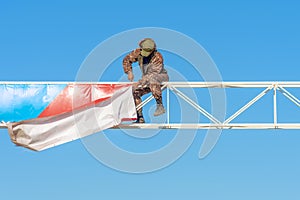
[150,84,162,99]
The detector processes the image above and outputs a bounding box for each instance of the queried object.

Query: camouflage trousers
[132,73,169,117]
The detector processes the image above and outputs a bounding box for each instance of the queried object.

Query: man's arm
[122,48,141,74]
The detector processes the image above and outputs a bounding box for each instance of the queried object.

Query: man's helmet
[139,38,156,57]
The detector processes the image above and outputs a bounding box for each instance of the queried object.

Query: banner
[0,83,136,151]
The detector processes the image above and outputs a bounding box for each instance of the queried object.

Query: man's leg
[132,84,151,123]
[149,83,166,116]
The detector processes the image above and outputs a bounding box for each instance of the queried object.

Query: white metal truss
[123,81,300,129]
[1,81,300,129]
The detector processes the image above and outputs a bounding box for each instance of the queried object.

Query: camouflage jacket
[123,48,167,76]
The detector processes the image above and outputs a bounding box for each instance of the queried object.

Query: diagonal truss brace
[169,86,221,124]
[224,86,273,124]
[277,86,300,107]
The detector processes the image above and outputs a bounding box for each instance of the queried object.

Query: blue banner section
[0,84,66,122]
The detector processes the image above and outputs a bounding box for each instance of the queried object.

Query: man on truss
[123,38,169,123]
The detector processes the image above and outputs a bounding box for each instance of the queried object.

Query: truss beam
[1,82,300,130]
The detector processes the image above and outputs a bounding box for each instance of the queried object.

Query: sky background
[1,0,300,199]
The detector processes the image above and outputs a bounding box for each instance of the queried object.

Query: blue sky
[1,0,300,199]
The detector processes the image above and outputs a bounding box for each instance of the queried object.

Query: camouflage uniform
[123,47,169,121]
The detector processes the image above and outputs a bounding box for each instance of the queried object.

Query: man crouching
[123,38,169,123]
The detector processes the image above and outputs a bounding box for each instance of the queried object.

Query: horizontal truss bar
[2,123,300,130]
[165,82,300,88]
[0,124,7,129]
[1,81,300,87]
[116,123,300,129]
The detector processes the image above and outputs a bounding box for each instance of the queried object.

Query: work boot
[153,104,165,116]
[135,109,145,123]
[135,116,145,123]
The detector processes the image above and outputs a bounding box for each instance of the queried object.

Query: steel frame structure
[116,81,300,129]
[1,81,300,129]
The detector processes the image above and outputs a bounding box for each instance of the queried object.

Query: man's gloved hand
[127,71,134,82]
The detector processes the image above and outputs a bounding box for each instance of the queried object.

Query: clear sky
[1,0,300,199]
